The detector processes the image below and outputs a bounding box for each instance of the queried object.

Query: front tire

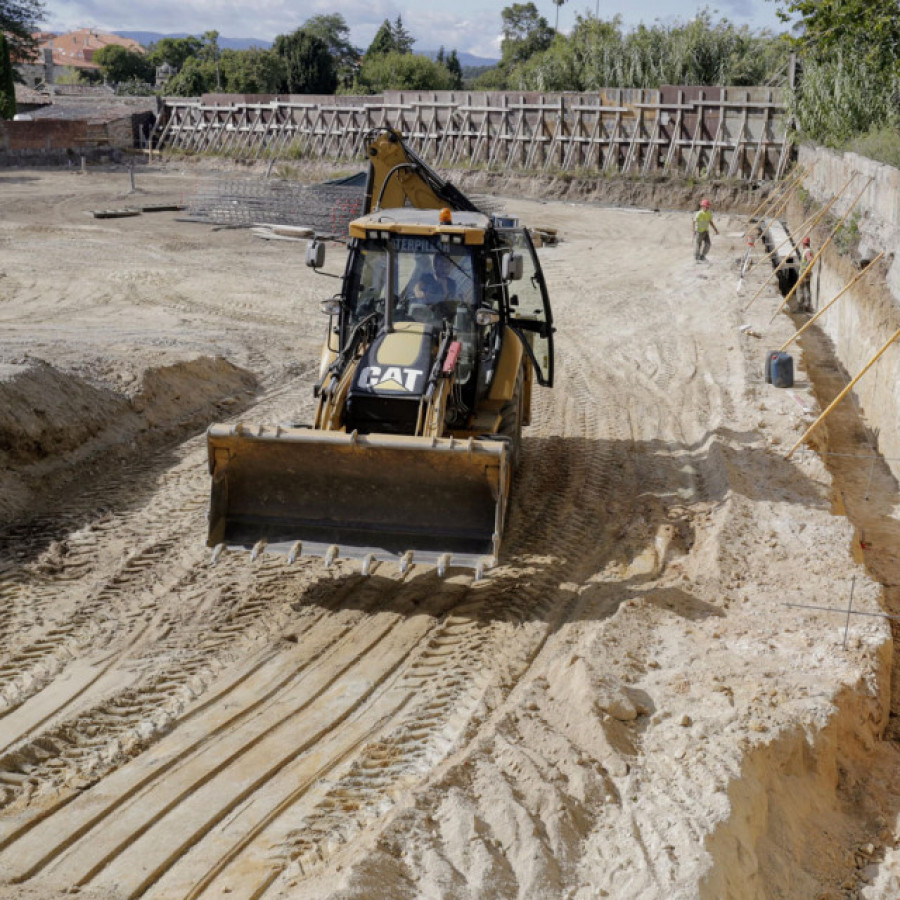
[498,366,524,472]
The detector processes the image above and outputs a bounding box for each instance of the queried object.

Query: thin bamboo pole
[743,169,798,229]
[764,169,808,224]
[746,172,855,280]
[777,252,886,352]
[743,163,810,238]
[785,327,900,459]
[742,206,832,308]
[769,176,875,324]
[742,181,856,312]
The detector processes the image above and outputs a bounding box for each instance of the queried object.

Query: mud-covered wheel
[498,366,524,472]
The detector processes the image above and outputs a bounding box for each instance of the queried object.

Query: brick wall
[0,112,153,153]
[0,119,90,151]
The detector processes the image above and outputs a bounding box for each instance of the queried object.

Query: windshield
[344,236,480,385]
[346,236,476,329]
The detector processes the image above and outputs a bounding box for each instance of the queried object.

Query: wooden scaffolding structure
[152,87,792,181]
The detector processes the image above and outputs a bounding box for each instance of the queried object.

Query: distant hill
[115,31,499,67]
[115,31,272,51]
[420,50,499,68]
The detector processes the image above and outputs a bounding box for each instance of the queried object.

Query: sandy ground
[0,162,898,899]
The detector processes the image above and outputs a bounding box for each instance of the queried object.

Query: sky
[43,1,789,61]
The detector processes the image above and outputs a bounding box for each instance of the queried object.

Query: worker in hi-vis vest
[795,236,814,312]
[693,198,718,262]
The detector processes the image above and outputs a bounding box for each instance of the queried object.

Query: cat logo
[360,366,424,392]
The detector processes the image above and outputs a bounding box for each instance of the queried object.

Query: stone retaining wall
[797,145,900,482]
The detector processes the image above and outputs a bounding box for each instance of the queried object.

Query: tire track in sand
[0,376,315,720]
[0,571,469,897]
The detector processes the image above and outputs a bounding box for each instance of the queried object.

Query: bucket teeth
[210,543,226,566]
[361,553,376,576]
[250,539,267,562]
[206,426,507,579]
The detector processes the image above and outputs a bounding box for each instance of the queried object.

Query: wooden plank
[542,98,566,172]
[727,104,749,179]
[684,91,704,177]
[663,91,684,174]
[603,104,622,173]
[641,100,663,175]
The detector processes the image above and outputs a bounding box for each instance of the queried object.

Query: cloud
[404,10,501,55]
[46,0,314,40]
[43,0,504,55]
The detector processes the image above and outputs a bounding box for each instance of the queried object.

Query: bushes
[848,128,900,169]
[789,54,900,146]
[787,54,900,167]
[475,11,790,91]
[778,0,900,166]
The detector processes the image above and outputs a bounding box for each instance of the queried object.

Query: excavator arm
[362,128,482,216]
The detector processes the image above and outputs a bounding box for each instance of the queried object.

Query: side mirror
[306,240,325,269]
[320,296,342,316]
[475,307,501,326]
[502,252,524,282]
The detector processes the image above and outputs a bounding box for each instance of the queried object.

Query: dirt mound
[0,359,130,466]
[0,356,257,523]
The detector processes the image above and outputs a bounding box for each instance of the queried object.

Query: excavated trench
[702,235,900,897]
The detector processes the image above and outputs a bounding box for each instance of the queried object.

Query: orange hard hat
[700,198,710,208]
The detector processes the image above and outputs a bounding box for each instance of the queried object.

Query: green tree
[147,36,203,70]
[163,57,214,96]
[367,20,396,57]
[274,28,337,93]
[0,32,16,118]
[774,0,899,148]
[501,3,554,66]
[788,53,899,144]
[552,0,566,32]
[471,65,508,89]
[0,0,45,70]
[201,30,222,89]
[93,44,155,84]
[365,16,415,58]
[357,50,455,92]
[54,67,89,86]
[392,16,415,54]
[774,0,900,74]
[219,48,284,93]
[446,49,463,89]
[303,14,360,86]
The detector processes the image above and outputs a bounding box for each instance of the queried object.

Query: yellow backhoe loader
[207,129,554,576]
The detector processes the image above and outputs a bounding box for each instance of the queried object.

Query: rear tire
[498,366,524,472]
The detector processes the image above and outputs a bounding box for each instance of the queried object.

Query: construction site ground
[1,162,900,899]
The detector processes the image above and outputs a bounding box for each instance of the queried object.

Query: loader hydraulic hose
[374,163,420,211]
[314,312,377,398]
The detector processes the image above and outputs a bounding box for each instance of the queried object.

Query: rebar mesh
[183,178,366,235]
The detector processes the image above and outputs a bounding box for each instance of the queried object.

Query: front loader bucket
[207,424,510,575]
